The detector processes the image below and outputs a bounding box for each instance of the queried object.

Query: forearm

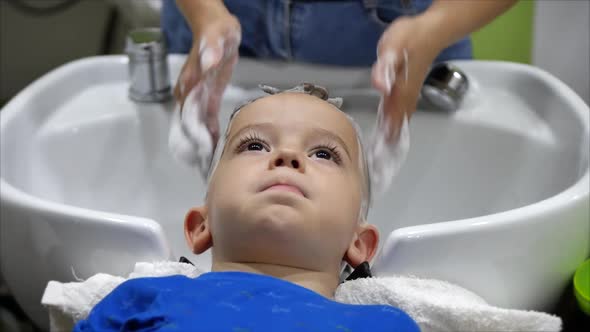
[176,0,230,33]
[417,0,517,51]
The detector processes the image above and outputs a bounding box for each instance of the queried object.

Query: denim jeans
[161,0,472,67]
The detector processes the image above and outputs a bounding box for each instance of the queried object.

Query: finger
[380,85,407,143]
[175,49,203,105]
[220,25,241,61]
[371,60,388,94]
[204,103,221,147]
[205,53,237,146]
[199,37,224,74]
[200,21,240,74]
[175,35,229,106]
[180,83,207,142]
[221,15,242,55]
[205,101,221,146]
[176,18,241,105]
[372,50,401,96]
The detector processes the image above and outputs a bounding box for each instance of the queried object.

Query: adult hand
[371,15,442,142]
[174,3,241,146]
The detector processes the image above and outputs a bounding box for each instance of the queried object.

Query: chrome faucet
[125,28,172,102]
[421,62,469,112]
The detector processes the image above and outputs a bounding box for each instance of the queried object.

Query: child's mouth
[265,184,304,196]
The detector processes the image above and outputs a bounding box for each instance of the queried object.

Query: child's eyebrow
[226,123,274,147]
[227,122,352,161]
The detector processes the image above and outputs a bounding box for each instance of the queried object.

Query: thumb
[175,47,201,102]
[199,20,241,73]
[371,48,408,96]
[198,35,225,74]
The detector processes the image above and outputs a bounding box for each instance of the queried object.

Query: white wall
[532,0,590,104]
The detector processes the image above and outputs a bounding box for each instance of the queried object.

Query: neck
[212,261,340,298]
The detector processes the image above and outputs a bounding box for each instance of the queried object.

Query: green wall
[471,0,535,64]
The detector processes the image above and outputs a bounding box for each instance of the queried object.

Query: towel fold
[41,261,561,332]
[336,276,562,332]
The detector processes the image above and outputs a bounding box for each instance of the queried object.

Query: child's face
[186,93,377,274]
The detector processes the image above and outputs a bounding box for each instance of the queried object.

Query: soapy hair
[206,83,372,221]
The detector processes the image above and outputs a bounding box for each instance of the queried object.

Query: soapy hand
[371,16,441,143]
[174,12,241,146]
[367,16,442,197]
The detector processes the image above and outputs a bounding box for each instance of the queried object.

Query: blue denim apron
[161,0,472,66]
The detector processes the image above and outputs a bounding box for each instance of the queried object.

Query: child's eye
[315,150,332,160]
[247,142,265,151]
[311,144,342,164]
[235,132,269,153]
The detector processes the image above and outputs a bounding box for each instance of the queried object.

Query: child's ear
[184,206,212,254]
[344,223,379,268]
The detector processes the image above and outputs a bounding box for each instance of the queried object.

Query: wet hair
[206,83,371,220]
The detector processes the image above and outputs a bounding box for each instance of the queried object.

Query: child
[73,84,419,332]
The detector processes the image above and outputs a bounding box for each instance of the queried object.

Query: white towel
[336,277,562,332]
[41,261,561,332]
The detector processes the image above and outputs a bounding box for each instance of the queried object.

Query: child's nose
[269,150,306,172]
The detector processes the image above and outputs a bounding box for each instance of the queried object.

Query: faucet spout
[125,27,172,103]
[421,62,469,112]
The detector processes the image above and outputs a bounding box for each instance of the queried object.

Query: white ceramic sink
[1,55,588,330]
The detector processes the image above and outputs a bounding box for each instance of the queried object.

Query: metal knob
[125,27,172,102]
[421,62,469,111]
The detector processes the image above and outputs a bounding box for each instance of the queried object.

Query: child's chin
[249,190,309,213]
[250,204,307,231]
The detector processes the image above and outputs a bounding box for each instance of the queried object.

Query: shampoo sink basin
[1,55,588,329]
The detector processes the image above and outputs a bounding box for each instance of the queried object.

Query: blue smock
[74,271,421,331]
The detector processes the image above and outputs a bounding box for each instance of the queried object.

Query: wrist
[177,0,231,34]
[398,14,446,62]
[412,11,452,54]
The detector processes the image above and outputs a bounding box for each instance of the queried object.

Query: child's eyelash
[315,143,343,164]
[234,133,343,164]
[235,132,268,153]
